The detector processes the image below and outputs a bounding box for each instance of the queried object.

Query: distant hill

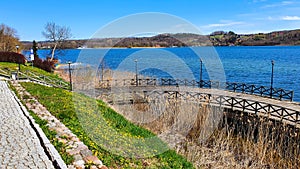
[21,29,300,49]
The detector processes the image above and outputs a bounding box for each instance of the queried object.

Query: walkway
[0,81,55,169]
[97,85,300,128]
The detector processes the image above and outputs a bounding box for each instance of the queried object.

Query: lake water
[30,46,300,101]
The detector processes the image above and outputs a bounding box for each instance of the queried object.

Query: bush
[0,51,54,72]
[0,52,26,64]
[33,57,55,72]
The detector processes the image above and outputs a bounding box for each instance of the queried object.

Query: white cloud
[264,15,300,21]
[253,0,267,3]
[266,16,275,20]
[262,1,295,8]
[281,16,300,20]
[202,21,245,29]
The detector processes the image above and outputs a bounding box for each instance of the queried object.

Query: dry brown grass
[57,68,299,169]
[111,94,300,169]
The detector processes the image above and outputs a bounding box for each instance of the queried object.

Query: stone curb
[8,81,68,169]
[11,81,107,169]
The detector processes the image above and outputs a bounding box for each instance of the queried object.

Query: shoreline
[33,45,300,51]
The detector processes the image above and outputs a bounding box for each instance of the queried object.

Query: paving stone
[11,81,108,169]
[0,81,55,168]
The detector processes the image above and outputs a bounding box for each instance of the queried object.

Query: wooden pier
[96,78,300,128]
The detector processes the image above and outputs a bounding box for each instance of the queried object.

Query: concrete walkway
[0,81,55,169]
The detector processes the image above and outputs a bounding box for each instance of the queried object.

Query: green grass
[7,81,74,165]
[29,110,74,165]
[20,82,194,168]
[0,62,62,80]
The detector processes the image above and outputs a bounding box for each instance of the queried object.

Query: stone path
[12,81,106,169]
[0,81,55,169]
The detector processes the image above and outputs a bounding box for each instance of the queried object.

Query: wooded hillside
[21,29,300,49]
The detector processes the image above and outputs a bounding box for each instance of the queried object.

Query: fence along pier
[96,78,300,128]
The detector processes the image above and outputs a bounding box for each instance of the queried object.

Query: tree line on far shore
[2,21,300,52]
[22,29,300,49]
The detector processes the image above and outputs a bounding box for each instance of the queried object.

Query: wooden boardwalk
[96,81,300,128]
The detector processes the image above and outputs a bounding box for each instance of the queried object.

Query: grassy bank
[0,62,63,80]
[29,110,75,164]
[20,82,193,168]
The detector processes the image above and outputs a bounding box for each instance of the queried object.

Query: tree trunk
[50,43,57,61]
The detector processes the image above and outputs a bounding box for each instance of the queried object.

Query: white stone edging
[8,81,68,169]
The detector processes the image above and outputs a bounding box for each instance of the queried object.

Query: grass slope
[21,82,193,168]
[0,62,63,80]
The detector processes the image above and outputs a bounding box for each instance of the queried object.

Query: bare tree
[0,23,20,52]
[42,22,72,61]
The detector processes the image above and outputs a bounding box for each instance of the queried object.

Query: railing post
[251,85,254,94]
[254,101,258,115]
[242,99,246,112]
[279,89,283,100]
[219,95,223,107]
[242,83,245,93]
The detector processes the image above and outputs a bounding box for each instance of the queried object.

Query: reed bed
[111,92,300,169]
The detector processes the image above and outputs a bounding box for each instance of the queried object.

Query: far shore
[30,45,300,51]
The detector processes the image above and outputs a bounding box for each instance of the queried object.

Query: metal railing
[98,78,294,101]
[20,71,70,89]
[0,67,70,90]
[101,89,300,127]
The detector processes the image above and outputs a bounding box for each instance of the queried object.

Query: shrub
[0,52,26,64]
[33,57,55,72]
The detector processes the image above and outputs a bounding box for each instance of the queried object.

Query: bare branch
[42,22,57,42]
[0,23,20,52]
[42,22,72,60]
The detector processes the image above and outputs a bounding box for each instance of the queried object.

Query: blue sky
[1,0,300,41]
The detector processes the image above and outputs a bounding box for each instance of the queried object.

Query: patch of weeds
[29,99,36,104]
[52,139,74,165]
[29,110,74,165]
[23,94,30,99]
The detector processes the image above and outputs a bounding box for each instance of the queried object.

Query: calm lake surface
[32,46,300,101]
